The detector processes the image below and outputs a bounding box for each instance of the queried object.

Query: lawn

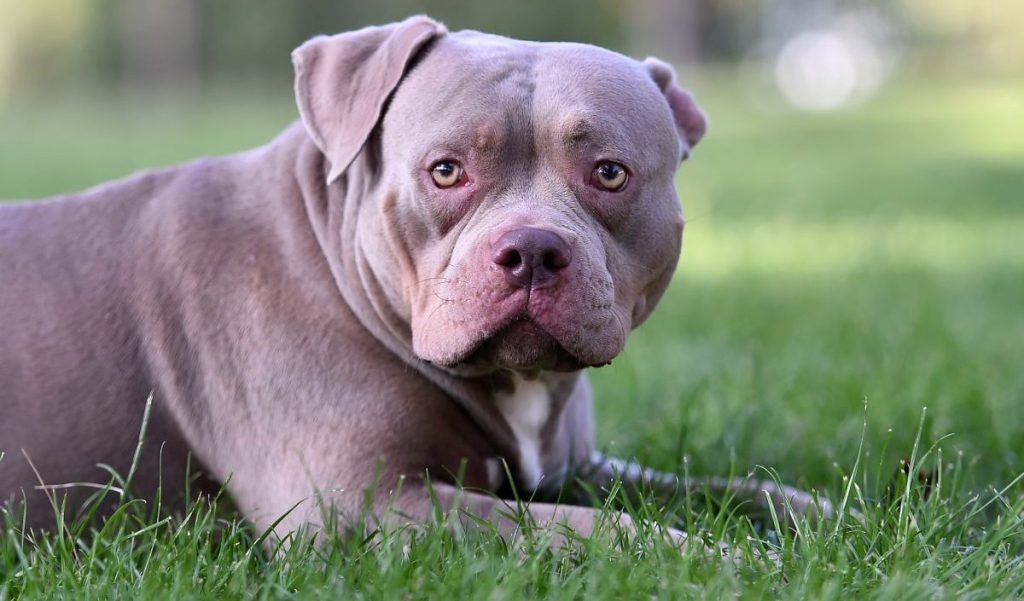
[1,72,1023,598]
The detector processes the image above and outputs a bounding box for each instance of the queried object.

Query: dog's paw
[748,480,836,530]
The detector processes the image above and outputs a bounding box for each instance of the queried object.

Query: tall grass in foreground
[2,407,1023,599]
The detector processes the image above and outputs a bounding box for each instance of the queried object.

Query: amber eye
[431,160,464,188]
[593,161,628,191]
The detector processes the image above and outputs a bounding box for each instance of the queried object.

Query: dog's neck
[294,133,429,380]
[290,128,579,481]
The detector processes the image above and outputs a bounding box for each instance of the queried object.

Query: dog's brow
[472,122,500,152]
[561,115,625,156]
[563,116,593,145]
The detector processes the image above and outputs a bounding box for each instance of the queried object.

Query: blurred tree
[1,0,1020,106]
[624,0,761,65]
[197,0,628,81]
[900,0,1024,72]
[0,0,93,101]
[626,0,702,65]
[119,0,200,93]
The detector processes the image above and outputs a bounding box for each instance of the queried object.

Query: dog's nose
[491,228,572,289]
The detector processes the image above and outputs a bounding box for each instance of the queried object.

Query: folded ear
[644,57,708,161]
[292,16,447,184]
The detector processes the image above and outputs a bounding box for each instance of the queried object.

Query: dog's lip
[452,310,529,360]
[436,309,591,371]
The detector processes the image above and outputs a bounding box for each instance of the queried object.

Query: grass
[1,71,1023,598]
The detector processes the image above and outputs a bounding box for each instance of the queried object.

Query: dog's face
[294,18,706,374]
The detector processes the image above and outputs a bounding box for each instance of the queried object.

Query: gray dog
[0,16,827,543]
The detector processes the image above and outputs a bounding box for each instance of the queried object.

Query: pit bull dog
[0,16,828,543]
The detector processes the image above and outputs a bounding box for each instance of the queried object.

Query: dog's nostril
[493,247,523,268]
[543,249,570,271]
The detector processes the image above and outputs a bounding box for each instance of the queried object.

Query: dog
[0,16,828,544]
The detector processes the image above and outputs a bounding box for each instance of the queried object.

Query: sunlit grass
[680,218,1024,277]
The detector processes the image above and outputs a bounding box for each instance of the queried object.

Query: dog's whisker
[403,276,450,294]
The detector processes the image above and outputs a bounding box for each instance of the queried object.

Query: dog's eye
[430,160,464,188]
[593,162,628,191]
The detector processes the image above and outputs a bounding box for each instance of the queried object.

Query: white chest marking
[494,377,551,491]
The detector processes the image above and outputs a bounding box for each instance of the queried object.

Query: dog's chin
[463,319,587,373]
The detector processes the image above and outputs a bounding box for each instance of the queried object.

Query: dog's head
[293,16,706,374]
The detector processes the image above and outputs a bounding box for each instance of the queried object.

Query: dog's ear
[293,16,447,184]
[644,57,707,161]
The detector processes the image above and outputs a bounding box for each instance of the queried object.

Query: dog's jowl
[0,16,825,542]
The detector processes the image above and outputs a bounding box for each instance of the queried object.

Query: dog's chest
[493,377,552,491]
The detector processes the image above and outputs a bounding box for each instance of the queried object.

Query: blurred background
[2,0,1022,109]
[1,1,1021,493]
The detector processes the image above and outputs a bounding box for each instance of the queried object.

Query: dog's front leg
[384,480,691,550]
[579,453,834,530]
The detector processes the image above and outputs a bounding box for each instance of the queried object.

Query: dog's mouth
[457,315,589,373]
[414,274,626,375]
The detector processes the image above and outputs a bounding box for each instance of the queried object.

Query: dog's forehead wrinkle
[472,121,499,152]
[525,46,678,169]
[564,114,593,142]
[396,44,539,173]
[390,68,528,150]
